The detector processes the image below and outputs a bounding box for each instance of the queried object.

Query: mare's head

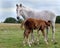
[16,4,25,20]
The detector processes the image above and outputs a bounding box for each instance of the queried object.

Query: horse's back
[34,10,56,22]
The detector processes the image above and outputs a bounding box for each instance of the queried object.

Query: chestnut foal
[23,18,51,47]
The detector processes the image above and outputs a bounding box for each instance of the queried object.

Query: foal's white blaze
[16,4,57,44]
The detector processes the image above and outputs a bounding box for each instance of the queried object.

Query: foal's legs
[23,29,31,47]
[41,30,48,45]
[23,30,27,46]
[30,30,35,44]
[36,29,40,44]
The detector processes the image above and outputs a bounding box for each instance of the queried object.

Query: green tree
[17,19,23,23]
[4,17,17,23]
[56,16,60,23]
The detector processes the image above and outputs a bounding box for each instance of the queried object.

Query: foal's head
[45,21,51,26]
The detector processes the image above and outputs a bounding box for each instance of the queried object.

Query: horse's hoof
[30,42,32,44]
[34,42,37,45]
[46,42,48,45]
[37,42,39,45]
[29,45,31,47]
[51,40,54,42]
[51,40,57,44]
[23,44,26,46]
[54,41,57,44]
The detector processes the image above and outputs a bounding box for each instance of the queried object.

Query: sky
[0,0,60,22]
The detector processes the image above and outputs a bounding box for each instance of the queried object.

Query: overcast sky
[0,0,60,22]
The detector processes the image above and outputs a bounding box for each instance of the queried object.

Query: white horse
[16,4,57,44]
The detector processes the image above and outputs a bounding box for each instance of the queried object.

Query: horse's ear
[20,4,22,7]
[16,4,18,7]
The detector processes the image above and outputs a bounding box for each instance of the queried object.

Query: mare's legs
[46,27,49,41]
[51,22,56,43]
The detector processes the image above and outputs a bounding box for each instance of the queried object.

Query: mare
[16,4,56,44]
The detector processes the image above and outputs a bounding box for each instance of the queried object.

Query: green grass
[0,23,60,48]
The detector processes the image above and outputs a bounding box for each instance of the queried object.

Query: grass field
[0,23,60,48]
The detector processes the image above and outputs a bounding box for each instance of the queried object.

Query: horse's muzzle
[17,16,20,20]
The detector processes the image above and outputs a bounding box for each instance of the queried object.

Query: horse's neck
[23,9,34,18]
[23,8,43,19]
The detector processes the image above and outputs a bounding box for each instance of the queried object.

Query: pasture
[0,23,60,48]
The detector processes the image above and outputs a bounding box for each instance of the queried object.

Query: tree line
[4,17,23,23]
[56,16,60,23]
[3,16,60,23]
